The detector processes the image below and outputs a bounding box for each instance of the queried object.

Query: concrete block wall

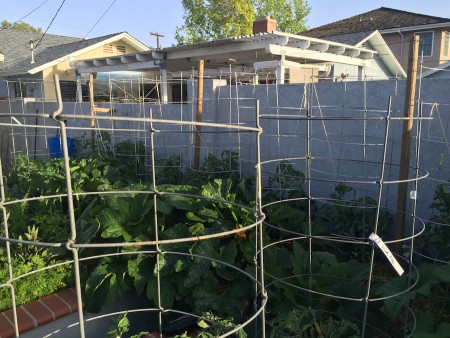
[1,78,449,221]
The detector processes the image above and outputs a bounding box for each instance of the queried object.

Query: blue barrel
[47,136,75,158]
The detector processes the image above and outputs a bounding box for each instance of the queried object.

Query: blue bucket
[47,136,75,158]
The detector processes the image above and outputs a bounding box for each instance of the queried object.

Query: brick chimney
[253,16,277,34]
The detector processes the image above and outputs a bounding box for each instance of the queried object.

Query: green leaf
[374,275,410,319]
[216,241,239,280]
[85,260,113,297]
[197,208,220,219]
[156,198,173,214]
[128,254,153,297]
[198,319,210,329]
[166,194,196,210]
[174,259,184,272]
[106,265,129,305]
[98,208,132,241]
[312,251,338,267]
[147,277,175,308]
[189,223,205,236]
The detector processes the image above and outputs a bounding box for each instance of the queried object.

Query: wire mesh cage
[0,70,449,338]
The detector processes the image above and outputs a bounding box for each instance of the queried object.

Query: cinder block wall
[1,78,449,222]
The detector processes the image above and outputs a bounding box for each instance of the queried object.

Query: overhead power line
[0,0,50,31]
[34,0,67,48]
[83,0,118,38]
[68,0,118,55]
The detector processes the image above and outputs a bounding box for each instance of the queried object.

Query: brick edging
[0,288,79,338]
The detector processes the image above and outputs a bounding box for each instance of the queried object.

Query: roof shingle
[0,31,125,76]
[302,7,450,39]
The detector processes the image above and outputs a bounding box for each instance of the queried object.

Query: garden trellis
[0,64,449,337]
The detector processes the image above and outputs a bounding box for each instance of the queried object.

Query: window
[59,81,88,102]
[171,82,187,103]
[14,81,38,98]
[444,31,450,57]
[415,31,434,57]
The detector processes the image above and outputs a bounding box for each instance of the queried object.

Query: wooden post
[194,60,204,170]
[394,35,420,254]
[89,73,95,141]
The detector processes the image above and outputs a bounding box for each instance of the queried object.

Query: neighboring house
[302,7,450,77]
[0,30,149,101]
[70,17,405,103]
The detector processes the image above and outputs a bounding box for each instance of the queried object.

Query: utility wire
[68,0,118,55]
[34,0,67,48]
[83,0,118,38]
[0,0,50,31]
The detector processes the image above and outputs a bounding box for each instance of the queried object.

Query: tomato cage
[0,70,449,338]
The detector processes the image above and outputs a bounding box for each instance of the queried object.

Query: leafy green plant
[106,312,150,338]
[0,226,73,311]
[183,150,240,186]
[317,183,392,260]
[264,241,370,319]
[417,182,450,261]
[155,154,183,184]
[81,178,257,321]
[269,306,359,338]
[172,311,247,338]
[263,161,312,238]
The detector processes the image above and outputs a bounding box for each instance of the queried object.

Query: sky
[1,0,450,48]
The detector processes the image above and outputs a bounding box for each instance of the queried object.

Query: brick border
[0,288,79,338]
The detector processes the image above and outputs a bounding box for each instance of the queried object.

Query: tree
[254,0,310,33]
[1,20,42,33]
[175,0,255,45]
[175,0,311,45]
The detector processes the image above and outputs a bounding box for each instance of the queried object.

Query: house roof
[420,60,450,77]
[303,7,450,39]
[72,30,405,79]
[318,30,406,78]
[0,29,80,70]
[0,30,149,77]
[72,31,380,75]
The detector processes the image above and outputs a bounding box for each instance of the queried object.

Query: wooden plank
[394,35,419,254]
[194,60,204,170]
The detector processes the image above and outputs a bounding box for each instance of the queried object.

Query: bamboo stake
[194,60,204,170]
[394,35,419,254]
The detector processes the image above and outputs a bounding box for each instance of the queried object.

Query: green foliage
[106,312,150,338]
[0,227,73,311]
[5,146,448,338]
[269,306,359,337]
[317,183,392,260]
[184,150,240,187]
[1,20,42,32]
[417,182,450,261]
[155,155,183,184]
[264,161,316,238]
[106,312,130,338]
[80,178,256,320]
[375,263,450,335]
[172,311,247,338]
[264,241,369,317]
[254,0,311,33]
[175,0,255,44]
[175,0,310,44]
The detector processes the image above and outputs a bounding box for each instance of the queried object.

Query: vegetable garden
[1,79,449,338]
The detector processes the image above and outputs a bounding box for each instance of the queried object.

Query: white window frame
[415,31,434,57]
[444,31,450,57]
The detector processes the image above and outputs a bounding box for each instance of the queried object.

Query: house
[0,30,149,101]
[70,17,405,103]
[302,7,450,76]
